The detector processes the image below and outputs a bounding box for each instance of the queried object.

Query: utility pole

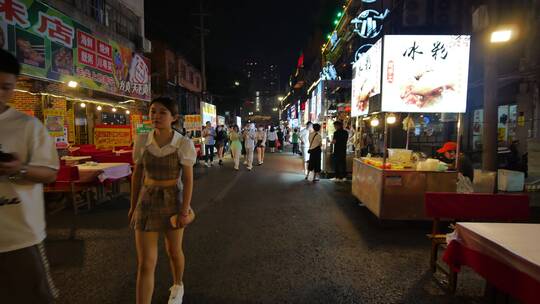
[195,0,209,102]
[482,0,498,171]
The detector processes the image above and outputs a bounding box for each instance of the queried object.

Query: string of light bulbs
[14,89,132,114]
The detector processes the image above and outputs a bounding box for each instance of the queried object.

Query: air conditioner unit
[402,0,427,27]
[433,0,460,27]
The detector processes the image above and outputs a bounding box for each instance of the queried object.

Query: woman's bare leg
[135,231,159,304]
[164,228,185,285]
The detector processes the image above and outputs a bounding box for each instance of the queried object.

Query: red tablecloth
[443,223,540,304]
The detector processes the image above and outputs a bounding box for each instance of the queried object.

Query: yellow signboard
[94,125,132,149]
[184,115,203,131]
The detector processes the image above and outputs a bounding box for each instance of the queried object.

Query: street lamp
[490,29,513,43]
[234,81,240,86]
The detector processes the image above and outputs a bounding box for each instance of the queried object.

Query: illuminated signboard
[351,9,390,39]
[201,102,217,127]
[351,38,382,117]
[381,35,471,113]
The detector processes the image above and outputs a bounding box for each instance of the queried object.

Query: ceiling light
[97,105,102,111]
[80,102,86,108]
[67,80,78,88]
[112,107,117,112]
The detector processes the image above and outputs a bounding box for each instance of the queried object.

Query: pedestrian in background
[256,125,267,166]
[299,121,313,175]
[215,125,227,166]
[202,121,216,167]
[0,49,60,304]
[331,121,348,182]
[242,125,248,165]
[244,123,257,170]
[267,126,277,153]
[277,126,284,153]
[291,128,300,155]
[130,97,196,304]
[229,125,242,171]
[306,123,322,182]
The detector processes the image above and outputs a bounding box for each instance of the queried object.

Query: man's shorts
[303,148,310,162]
[0,243,59,303]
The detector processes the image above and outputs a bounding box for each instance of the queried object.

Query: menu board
[94,125,132,149]
[184,114,202,132]
[381,35,470,113]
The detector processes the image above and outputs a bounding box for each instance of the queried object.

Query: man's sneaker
[330,178,339,182]
[168,284,184,304]
[234,167,239,171]
[205,162,210,168]
[247,167,252,171]
[340,178,348,182]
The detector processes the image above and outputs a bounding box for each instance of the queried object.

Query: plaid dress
[132,150,182,232]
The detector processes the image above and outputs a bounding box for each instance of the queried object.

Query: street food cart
[351,35,471,220]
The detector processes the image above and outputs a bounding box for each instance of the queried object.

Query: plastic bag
[457,173,474,193]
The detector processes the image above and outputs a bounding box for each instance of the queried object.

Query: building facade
[3,0,152,148]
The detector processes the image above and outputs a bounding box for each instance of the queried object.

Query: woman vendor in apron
[129,97,196,304]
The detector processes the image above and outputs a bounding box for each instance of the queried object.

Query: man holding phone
[0,49,60,302]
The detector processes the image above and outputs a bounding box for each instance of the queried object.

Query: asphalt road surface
[45,150,490,304]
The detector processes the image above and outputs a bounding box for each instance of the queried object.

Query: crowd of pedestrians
[198,119,350,185]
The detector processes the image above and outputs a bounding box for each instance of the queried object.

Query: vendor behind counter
[436,141,474,181]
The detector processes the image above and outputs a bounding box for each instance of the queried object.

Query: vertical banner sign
[66,108,75,142]
[0,0,151,101]
[131,114,142,136]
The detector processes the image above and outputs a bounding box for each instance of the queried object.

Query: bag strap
[309,133,320,150]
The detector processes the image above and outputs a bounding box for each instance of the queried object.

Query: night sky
[145,0,343,96]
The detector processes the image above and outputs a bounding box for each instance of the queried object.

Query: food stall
[308,79,354,176]
[351,35,471,220]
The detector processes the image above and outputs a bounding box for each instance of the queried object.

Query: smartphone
[0,151,15,162]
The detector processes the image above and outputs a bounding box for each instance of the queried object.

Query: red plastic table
[443,223,540,304]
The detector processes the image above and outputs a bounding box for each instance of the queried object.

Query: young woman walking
[255,125,267,165]
[129,97,197,304]
[229,125,243,170]
[267,126,278,153]
[306,123,322,182]
[215,125,227,166]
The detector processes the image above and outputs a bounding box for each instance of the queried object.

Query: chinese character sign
[381,35,470,113]
[94,125,132,149]
[351,38,382,117]
[0,0,151,101]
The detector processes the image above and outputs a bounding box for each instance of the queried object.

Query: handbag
[170,207,196,228]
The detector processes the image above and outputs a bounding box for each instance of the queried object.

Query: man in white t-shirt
[299,121,313,175]
[0,49,59,302]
